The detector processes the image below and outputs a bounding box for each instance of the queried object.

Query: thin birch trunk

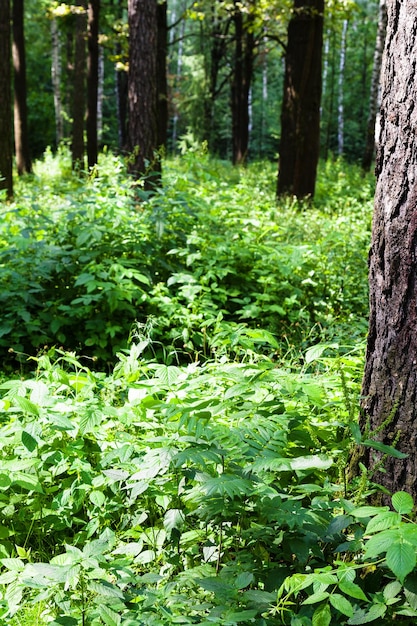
[337,19,348,156]
[51,18,63,146]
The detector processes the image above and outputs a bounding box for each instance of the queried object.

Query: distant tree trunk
[97,45,104,142]
[0,0,13,199]
[12,0,31,175]
[231,1,255,165]
[171,15,185,147]
[277,0,324,199]
[127,0,161,189]
[358,3,417,501]
[51,18,64,147]
[157,1,168,151]
[362,0,387,172]
[71,5,86,171]
[86,0,100,169]
[337,19,348,156]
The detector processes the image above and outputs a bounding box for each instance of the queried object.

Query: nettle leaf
[386,541,416,581]
[79,409,102,435]
[163,508,185,533]
[234,571,254,589]
[347,603,386,624]
[365,511,401,534]
[383,580,402,600]
[338,581,368,602]
[21,430,38,453]
[364,529,401,559]
[329,593,354,617]
[14,395,39,416]
[312,602,331,626]
[392,491,414,515]
[98,604,121,626]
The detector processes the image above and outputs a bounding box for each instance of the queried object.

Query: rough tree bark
[231,0,255,165]
[13,0,32,175]
[71,4,86,171]
[362,0,387,172]
[51,18,64,147]
[359,2,417,500]
[0,0,13,199]
[277,0,324,199]
[86,0,100,169]
[128,0,160,189]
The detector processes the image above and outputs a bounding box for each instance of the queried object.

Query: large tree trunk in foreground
[361,0,387,172]
[277,0,324,199]
[360,2,417,500]
[0,0,13,199]
[128,0,161,189]
[13,0,32,175]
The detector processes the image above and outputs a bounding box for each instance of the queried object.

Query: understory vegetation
[1,150,416,625]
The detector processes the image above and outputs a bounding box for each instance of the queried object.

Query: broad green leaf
[89,490,106,507]
[234,571,254,589]
[13,472,44,494]
[338,581,368,602]
[303,591,330,605]
[347,603,386,624]
[351,505,389,518]
[163,508,185,533]
[383,580,402,600]
[21,430,38,452]
[392,491,414,514]
[362,439,407,459]
[305,343,338,364]
[365,511,401,534]
[0,474,12,490]
[364,529,401,558]
[79,409,102,435]
[329,593,354,617]
[224,610,258,622]
[98,605,121,626]
[288,455,333,471]
[312,602,331,626]
[14,395,39,416]
[386,541,416,581]
[87,580,124,599]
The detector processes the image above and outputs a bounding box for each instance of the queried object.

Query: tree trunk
[359,2,417,501]
[12,0,31,175]
[51,18,64,147]
[362,0,387,172]
[86,0,100,169]
[157,1,168,152]
[337,19,348,156]
[277,0,324,199]
[71,5,86,171]
[127,0,160,189]
[231,1,255,166]
[0,0,13,199]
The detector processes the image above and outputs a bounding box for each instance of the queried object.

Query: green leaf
[329,593,354,617]
[383,580,402,600]
[14,395,39,416]
[365,511,401,534]
[287,455,333,471]
[338,581,368,602]
[392,491,414,514]
[362,439,407,459]
[234,571,254,589]
[21,430,38,452]
[303,591,330,605]
[312,602,331,626]
[79,409,102,435]
[0,473,12,490]
[350,505,389,519]
[163,508,185,533]
[13,472,44,494]
[364,529,401,558]
[386,541,416,581]
[89,490,106,507]
[347,603,386,624]
[98,605,121,626]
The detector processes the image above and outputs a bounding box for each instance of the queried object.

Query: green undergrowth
[0,342,416,625]
[0,148,372,370]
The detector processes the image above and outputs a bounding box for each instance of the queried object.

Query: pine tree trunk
[71,6,86,171]
[0,0,13,199]
[157,1,168,151]
[277,0,324,199]
[359,2,417,501]
[362,0,387,172]
[337,20,348,156]
[86,0,100,169]
[12,0,31,175]
[51,18,64,147]
[231,2,254,165]
[127,0,160,189]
